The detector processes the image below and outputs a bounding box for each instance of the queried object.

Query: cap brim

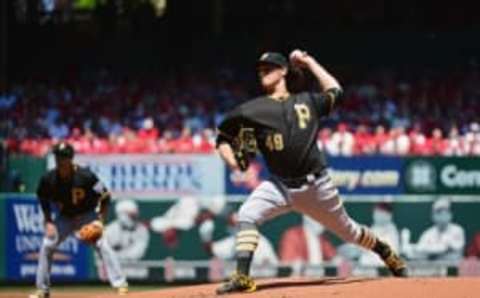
[256,61,286,68]
[54,153,73,159]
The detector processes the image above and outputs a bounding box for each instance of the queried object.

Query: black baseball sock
[234,222,259,276]
[372,238,390,257]
[236,251,254,276]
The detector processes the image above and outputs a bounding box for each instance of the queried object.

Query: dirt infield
[2,277,480,298]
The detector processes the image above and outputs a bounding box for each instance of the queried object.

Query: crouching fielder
[29,142,128,298]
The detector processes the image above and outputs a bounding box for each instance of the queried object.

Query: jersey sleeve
[86,171,111,207]
[36,175,50,199]
[310,87,344,117]
[90,173,109,196]
[36,175,53,222]
[216,110,243,147]
[86,171,112,218]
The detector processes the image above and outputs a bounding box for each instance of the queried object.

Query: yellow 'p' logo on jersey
[294,104,311,129]
[72,188,85,206]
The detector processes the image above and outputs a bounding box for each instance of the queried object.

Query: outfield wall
[1,194,480,283]
[7,153,480,196]
[2,154,480,283]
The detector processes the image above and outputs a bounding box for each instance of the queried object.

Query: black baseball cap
[256,52,288,68]
[52,142,75,159]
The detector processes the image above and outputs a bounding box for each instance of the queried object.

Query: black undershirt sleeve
[36,176,53,223]
[310,87,344,117]
[216,114,242,148]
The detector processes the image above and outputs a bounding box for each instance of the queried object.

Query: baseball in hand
[289,49,309,67]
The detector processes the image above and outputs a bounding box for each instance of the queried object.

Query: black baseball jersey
[36,166,109,219]
[217,88,343,179]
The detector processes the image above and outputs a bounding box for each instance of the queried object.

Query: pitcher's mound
[100,277,480,298]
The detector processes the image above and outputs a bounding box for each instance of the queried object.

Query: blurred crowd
[2,63,480,157]
[2,66,249,156]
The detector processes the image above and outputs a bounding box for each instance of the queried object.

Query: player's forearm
[305,57,341,92]
[217,143,240,170]
[96,193,111,222]
[99,206,108,223]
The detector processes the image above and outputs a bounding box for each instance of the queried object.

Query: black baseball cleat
[376,240,408,277]
[216,272,257,295]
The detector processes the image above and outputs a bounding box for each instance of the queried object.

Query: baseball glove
[77,220,103,244]
[233,149,250,172]
[232,127,257,172]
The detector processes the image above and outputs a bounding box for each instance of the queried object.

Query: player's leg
[31,217,73,298]
[216,179,291,294]
[291,174,407,277]
[94,238,128,294]
[76,212,128,294]
[235,180,291,276]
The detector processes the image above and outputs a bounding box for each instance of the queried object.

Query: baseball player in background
[198,210,279,276]
[215,50,408,294]
[149,195,226,251]
[104,199,150,279]
[30,142,127,298]
[401,198,465,261]
[359,202,400,267]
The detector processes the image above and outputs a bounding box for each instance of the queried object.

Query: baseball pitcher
[215,50,408,294]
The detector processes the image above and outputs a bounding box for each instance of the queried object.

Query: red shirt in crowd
[193,137,214,153]
[424,135,448,155]
[409,130,427,155]
[138,127,159,141]
[172,136,194,153]
[354,128,375,155]
[373,128,389,153]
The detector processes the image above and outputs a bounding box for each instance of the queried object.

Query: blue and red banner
[329,156,404,195]
[225,156,405,195]
[5,195,89,281]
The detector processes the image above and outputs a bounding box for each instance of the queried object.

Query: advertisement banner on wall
[47,154,225,199]
[5,196,89,281]
[404,157,480,194]
[328,156,404,195]
[101,197,480,281]
[225,156,404,195]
